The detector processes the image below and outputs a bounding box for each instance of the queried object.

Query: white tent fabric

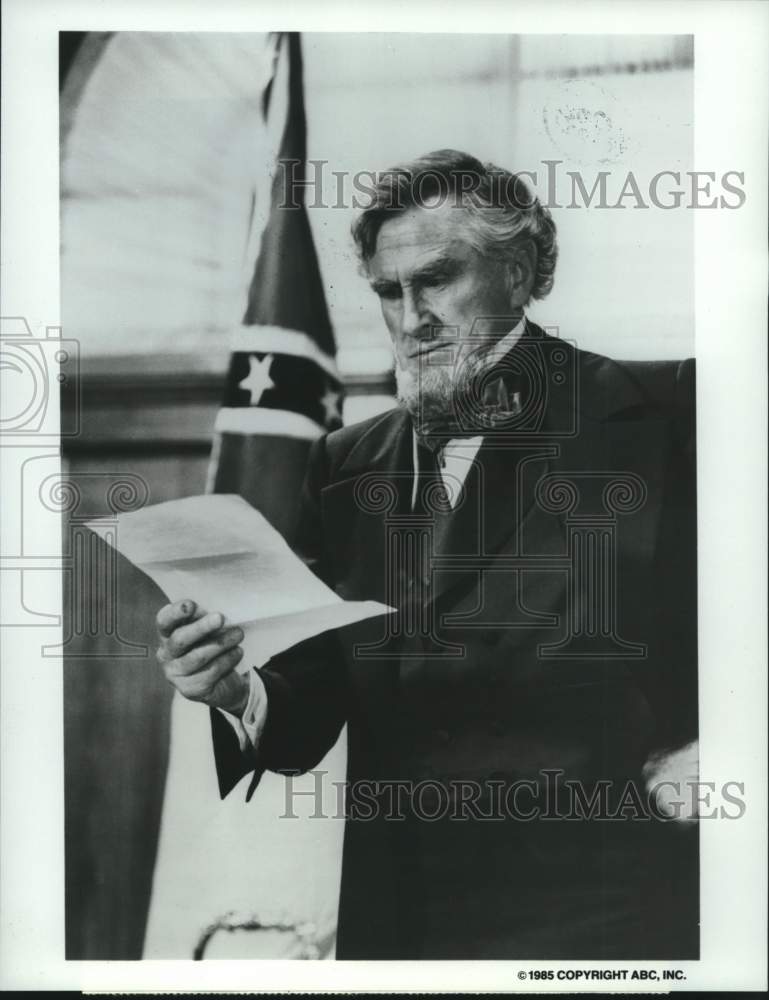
[143,691,345,959]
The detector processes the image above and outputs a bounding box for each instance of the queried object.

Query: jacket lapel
[320,408,413,606]
[427,438,556,607]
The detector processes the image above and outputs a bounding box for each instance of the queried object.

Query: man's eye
[377,285,401,301]
[418,271,454,290]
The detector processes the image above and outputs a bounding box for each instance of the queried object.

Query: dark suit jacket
[212,325,698,960]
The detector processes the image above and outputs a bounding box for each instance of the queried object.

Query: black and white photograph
[1,0,766,993]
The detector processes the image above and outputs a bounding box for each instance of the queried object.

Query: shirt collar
[474,313,527,369]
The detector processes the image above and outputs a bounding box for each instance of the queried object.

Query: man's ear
[508,240,537,307]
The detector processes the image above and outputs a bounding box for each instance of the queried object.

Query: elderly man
[156,150,698,959]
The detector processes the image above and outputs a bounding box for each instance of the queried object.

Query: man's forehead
[369,204,472,273]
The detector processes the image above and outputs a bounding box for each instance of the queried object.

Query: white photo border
[1,0,767,992]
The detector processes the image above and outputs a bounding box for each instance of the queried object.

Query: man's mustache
[404,324,450,358]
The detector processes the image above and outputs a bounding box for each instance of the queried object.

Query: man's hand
[643,739,700,824]
[155,599,248,716]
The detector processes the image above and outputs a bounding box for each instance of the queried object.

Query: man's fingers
[165,612,228,658]
[155,600,246,710]
[173,646,245,701]
[166,627,244,677]
[156,599,199,638]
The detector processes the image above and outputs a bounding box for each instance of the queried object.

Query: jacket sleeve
[651,357,698,753]
[674,357,696,468]
[672,357,698,748]
[619,356,698,757]
[212,434,348,800]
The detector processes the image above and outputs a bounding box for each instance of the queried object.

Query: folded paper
[87,493,392,666]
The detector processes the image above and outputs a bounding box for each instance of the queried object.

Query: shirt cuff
[217,669,268,753]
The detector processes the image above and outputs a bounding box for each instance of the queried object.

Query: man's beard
[394,343,495,435]
[394,361,454,427]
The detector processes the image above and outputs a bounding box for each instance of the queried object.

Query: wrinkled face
[366,203,522,419]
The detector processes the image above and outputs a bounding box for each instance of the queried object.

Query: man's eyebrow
[410,256,462,282]
[369,276,400,294]
[369,256,461,292]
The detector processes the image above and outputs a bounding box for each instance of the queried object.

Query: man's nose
[401,287,427,339]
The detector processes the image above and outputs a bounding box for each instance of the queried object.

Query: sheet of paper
[86,494,392,663]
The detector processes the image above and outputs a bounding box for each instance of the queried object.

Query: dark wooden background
[62,364,391,958]
[63,366,215,958]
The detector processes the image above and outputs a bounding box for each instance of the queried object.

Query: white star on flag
[319,385,341,425]
[238,354,275,405]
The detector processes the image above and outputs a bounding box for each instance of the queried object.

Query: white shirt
[220,316,527,751]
